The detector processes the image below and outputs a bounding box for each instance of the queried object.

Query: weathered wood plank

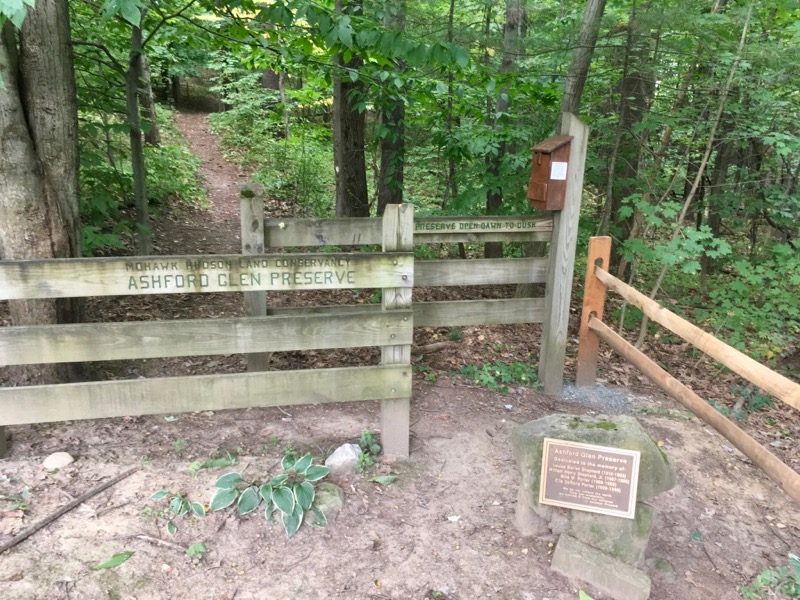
[413,298,545,327]
[263,216,553,247]
[0,253,413,299]
[0,311,414,365]
[0,365,411,426]
[415,258,548,287]
[380,204,414,459]
[266,299,545,326]
[540,113,589,394]
[240,191,270,371]
[265,217,381,246]
[575,237,612,387]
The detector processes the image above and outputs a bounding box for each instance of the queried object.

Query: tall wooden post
[575,236,612,386]
[381,204,413,458]
[240,186,269,371]
[539,113,589,394]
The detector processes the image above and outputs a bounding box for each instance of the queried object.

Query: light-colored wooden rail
[0,311,413,365]
[0,252,412,300]
[588,317,800,504]
[266,298,546,327]
[593,264,800,411]
[0,207,416,458]
[264,216,554,247]
[0,365,411,427]
[576,235,800,504]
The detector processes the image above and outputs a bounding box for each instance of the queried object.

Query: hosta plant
[209,452,331,538]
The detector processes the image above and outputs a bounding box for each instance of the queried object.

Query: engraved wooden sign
[539,438,641,519]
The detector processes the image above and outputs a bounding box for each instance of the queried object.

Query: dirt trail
[0,114,797,600]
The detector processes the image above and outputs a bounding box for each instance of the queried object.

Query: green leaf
[269,474,288,487]
[264,499,276,523]
[186,542,207,558]
[451,46,469,69]
[237,486,260,516]
[214,472,242,490]
[271,486,295,515]
[198,455,238,470]
[166,520,177,536]
[292,453,313,475]
[150,490,169,500]
[190,502,206,517]
[259,484,273,503]
[369,475,398,485]
[94,551,134,570]
[578,591,596,600]
[689,530,703,541]
[303,465,330,482]
[281,454,296,471]
[308,506,328,529]
[282,504,304,538]
[209,487,238,512]
[294,481,315,512]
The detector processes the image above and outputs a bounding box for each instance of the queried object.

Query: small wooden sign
[539,438,640,519]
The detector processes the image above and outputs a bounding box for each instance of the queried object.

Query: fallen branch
[129,533,186,552]
[0,466,139,555]
[412,341,460,355]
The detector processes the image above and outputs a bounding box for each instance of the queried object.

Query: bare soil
[1,112,798,600]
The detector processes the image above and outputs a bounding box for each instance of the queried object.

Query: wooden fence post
[539,112,589,394]
[381,204,413,459]
[575,236,612,387]
[240,186,269,371]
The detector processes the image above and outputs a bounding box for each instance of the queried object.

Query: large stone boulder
[513,414,677,600]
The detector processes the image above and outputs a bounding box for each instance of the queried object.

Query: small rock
[325,443,362,476]
[313,482,345,516]
[42,452,74,470]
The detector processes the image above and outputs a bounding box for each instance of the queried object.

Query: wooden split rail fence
[1,115,589,460]
[576,236,800,503]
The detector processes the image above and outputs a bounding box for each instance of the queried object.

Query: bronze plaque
[539,438,641,519]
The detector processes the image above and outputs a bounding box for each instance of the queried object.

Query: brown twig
[0,467,139,555]
[129,534,186,552]
[412,341,460,355]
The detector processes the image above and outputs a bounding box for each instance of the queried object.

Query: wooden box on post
[527,135,572,211]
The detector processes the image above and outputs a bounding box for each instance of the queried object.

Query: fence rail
[0,206,415,459]
[576,236,800,504]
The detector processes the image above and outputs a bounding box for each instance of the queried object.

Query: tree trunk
[140,55,161,146]
[484,0,525,259]
[444,0,458,208]
[516,0,606,297]
[127,22,151,254]
[377,1,406,216]
[560,0,607,118]
[0,1,81,386]
[333,0,369,217]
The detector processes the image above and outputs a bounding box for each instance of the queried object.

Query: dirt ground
[1,113,798,600]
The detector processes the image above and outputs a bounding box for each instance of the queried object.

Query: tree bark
[333,0,369,217]
[559,0,607,119]
[484,0,525,259]
[377,1,406,216]
[127,21,151,254]
[140,55,161,146]
[0,1,81,385]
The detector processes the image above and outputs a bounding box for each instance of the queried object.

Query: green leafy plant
[3,486,31,511]
[186,542,208,565]
[357,431,382,474]
[739,553,800,599]
[731,385,775,414]
[209,452,331,538]
[149,490,206,536]
[188,453,238,477]
[460,360,541,393]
